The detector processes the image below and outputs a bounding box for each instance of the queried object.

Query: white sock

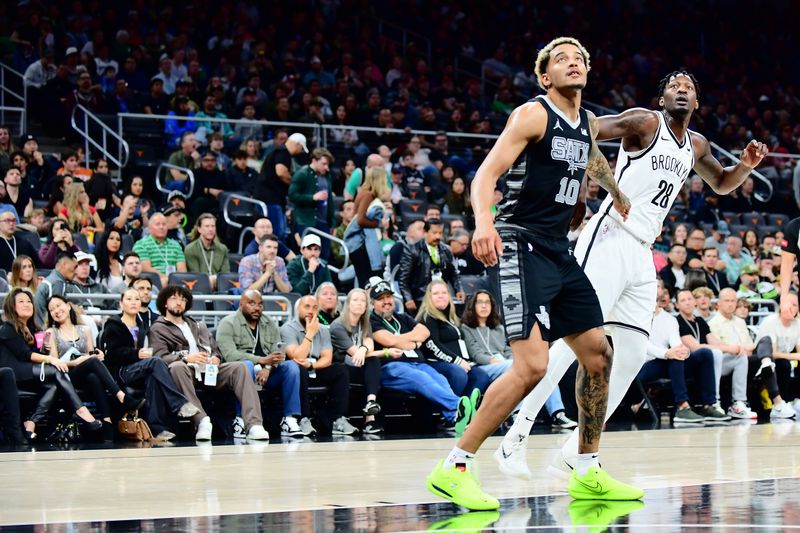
[575,453,599,476]
[444,446,475,470]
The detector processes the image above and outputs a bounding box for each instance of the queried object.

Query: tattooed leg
[565,327,613,453]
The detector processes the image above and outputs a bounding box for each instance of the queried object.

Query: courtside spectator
[0,288,102,441]
[369,279,466,432]
[102,288,199,442]
[215,290,304,437]
[281,295,357,435]
[148,285,270,441]
[709,288,793,419]
[644,290,727,423]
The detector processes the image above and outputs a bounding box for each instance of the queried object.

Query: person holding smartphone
[216,289,305,437]
[102,288,200,441]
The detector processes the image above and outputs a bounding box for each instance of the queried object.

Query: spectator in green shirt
[183,213,230,290]
[288,147,335,260]
[132,213,187,287]
[287,234,332,296]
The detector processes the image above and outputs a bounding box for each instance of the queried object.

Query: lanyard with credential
[248,323,260,356]
[679,315,700,342]
[201,246,215,275]
[475,326,495,355]
[382,316,401,335]
[3,236,16,257]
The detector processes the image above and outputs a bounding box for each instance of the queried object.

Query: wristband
[383,348,389,358]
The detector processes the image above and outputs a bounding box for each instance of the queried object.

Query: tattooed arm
[586,111,631,220]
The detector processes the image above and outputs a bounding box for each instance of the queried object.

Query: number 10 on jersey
[554,177,580,206]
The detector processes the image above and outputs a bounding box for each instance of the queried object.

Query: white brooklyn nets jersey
[597,111,695,244]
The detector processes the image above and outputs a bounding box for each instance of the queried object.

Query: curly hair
[657,70,700,99]
[534,37,591,91]
[155,285,193,315]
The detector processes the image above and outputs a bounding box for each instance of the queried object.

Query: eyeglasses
[0,218,17,224]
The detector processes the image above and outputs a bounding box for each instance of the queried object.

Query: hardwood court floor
[2,422,800,529]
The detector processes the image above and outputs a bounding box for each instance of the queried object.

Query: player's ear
[541,73,550,89]
[658,96,665,107]
[694,99,699,110]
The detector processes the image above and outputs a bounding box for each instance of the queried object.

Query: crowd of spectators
[2,1,800,446]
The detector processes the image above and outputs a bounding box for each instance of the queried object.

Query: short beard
[378,309,394,319]
[168,306,185,318]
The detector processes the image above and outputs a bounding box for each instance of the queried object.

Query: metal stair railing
[155,162,195,198]
[0,63,27,136]
[220,192,268,253]
[70,104,130,168]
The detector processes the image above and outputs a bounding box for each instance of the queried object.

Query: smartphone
[276,342,286,354]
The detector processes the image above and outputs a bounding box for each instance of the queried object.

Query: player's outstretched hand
[473,223,503,267]
[740,140,769,169]
[612,191,631,222]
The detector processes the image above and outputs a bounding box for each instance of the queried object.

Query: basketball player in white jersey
[496,70,769,479]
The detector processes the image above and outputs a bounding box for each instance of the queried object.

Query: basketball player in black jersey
[426,37,642,509]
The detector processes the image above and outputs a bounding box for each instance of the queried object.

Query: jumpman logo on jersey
[554,119,563,131]
[581,128,588,136]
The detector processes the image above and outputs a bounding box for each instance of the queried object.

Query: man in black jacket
[398,219,464,313]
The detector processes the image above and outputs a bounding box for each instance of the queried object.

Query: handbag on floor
[117,411,154,441]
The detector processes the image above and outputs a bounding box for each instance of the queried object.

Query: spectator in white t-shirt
[755,292,800,409]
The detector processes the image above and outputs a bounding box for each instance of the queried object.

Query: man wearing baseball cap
[367,277,468,432]
[286,233,332,295]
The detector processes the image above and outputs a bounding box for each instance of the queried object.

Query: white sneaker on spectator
[281,416,304,437]
[770,402,796,419]
[232,416,246,439]
[493,433,532,479]
[727,401,757,419]
[195,416,212,441]
[299,417,317,436]
[156,430,176,441]
[792,399,800,415]
[246,424,270,440]
[332,416,358,435]
[178,402,200,418]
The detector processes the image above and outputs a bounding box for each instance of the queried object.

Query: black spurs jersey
[495,95,591,243]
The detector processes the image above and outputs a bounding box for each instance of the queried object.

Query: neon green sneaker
[568,467,644,500]
[454,396,473,437]
[469,387,482,412]
[427,510,500,532]
[568,500,645,533]
[426,460,500,511]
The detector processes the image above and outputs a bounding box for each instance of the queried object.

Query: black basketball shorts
[489,227,604,342]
